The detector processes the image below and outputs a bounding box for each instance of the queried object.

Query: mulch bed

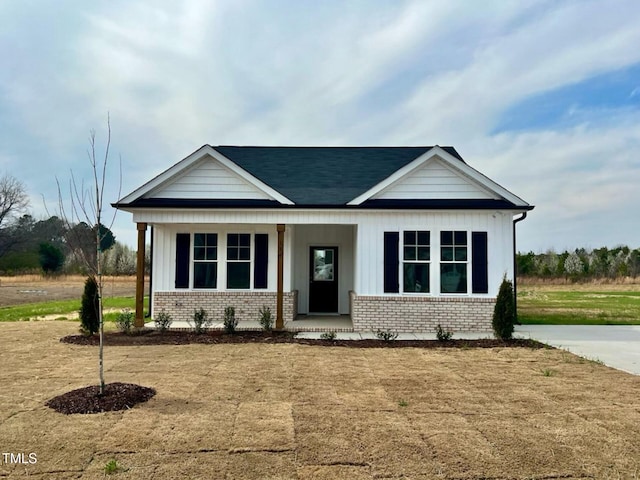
[45,382,156,415]
[61,330,544,349]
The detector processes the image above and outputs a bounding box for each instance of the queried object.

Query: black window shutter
[254,234,269,289]
[175,233,190,289]
[384,232,399,293]
[472,232,488,294]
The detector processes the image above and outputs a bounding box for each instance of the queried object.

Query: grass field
[0,275,144,322]
[0,296,149,322]
[518,282,640,325]
[1,321,639,479]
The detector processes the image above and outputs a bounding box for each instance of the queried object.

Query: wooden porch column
[276,224,285,330]
[135,222,147,328]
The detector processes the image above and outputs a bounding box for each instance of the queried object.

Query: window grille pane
[404,231,416,245]
[441,231,453,245]
[417,246,430,261]
[454,231,467,245]
[404,246,416,261]
[441,247,454,262]
[194,247,206,261]
[238,246,250,261]
[417,231,430,245]
[239,234,250,247]
[455,247,467,262]
[194,233,205,247]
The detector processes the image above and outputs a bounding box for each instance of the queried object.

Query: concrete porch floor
[144,314,354,332]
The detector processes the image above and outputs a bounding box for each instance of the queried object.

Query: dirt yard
[1,322,639,479]
[0,275,137,306]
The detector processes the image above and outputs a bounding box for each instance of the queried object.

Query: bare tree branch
[0,174,30,228]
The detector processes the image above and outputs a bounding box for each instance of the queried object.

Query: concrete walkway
[515,325,640,375]
[295,331,494,340]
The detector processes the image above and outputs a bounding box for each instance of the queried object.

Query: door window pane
[313,249,334,281]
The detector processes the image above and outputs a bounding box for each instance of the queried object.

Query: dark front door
[309,246,339,313]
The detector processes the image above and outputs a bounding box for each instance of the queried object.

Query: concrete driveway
[515,325,640,375]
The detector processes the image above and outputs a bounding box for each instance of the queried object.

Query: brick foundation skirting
[153,291,298,324]
[350,292,495,333]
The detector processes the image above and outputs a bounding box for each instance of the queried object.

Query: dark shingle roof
[213,146,464,205]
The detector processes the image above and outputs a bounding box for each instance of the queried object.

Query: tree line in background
[0,171,144,276]
[517,246,640,280]
[0,212,143,275]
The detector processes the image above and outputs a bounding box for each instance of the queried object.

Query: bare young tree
[56,115,121,394]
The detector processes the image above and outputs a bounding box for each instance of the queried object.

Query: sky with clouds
[1,0,639,253]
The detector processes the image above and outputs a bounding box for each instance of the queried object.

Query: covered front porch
[133,221,357,329]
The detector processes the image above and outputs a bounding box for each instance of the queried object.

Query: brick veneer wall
[350,292,495,333]
[153,291,298,324]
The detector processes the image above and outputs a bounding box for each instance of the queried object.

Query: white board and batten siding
[355,211,514,297]
[373,158,497,200]
[148,209,514,302]
[146,158,273,200]
[151,223,294,292]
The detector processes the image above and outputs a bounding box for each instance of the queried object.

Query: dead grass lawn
[1,321,639,479]
[0,275,137,307]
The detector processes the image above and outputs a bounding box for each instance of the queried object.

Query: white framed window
[402,230,430,293]
[227,233,251,289]
[193,233,218,289]
[440,230,467,293]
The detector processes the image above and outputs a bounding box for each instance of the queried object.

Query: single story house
[113,145,533,332]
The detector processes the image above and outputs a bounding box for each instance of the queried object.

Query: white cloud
[1,0,640,252]
[468,116,640,251]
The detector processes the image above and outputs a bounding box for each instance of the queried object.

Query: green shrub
[435,324,453,342]
[189,307,211,334]
[493,276,516,340]
[223,306,237,334]
[376,329,398,342]
[39,243,64,274]
[154,310,173,333]
[320,331,337,340]
[258,305,273,332]
[104,459,126,474]
[79,276,99,335]
[115,309,134,334]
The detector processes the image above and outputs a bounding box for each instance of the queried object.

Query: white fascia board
[116,145,294,206]
[434,148,530,207]
[347,146,530,208]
